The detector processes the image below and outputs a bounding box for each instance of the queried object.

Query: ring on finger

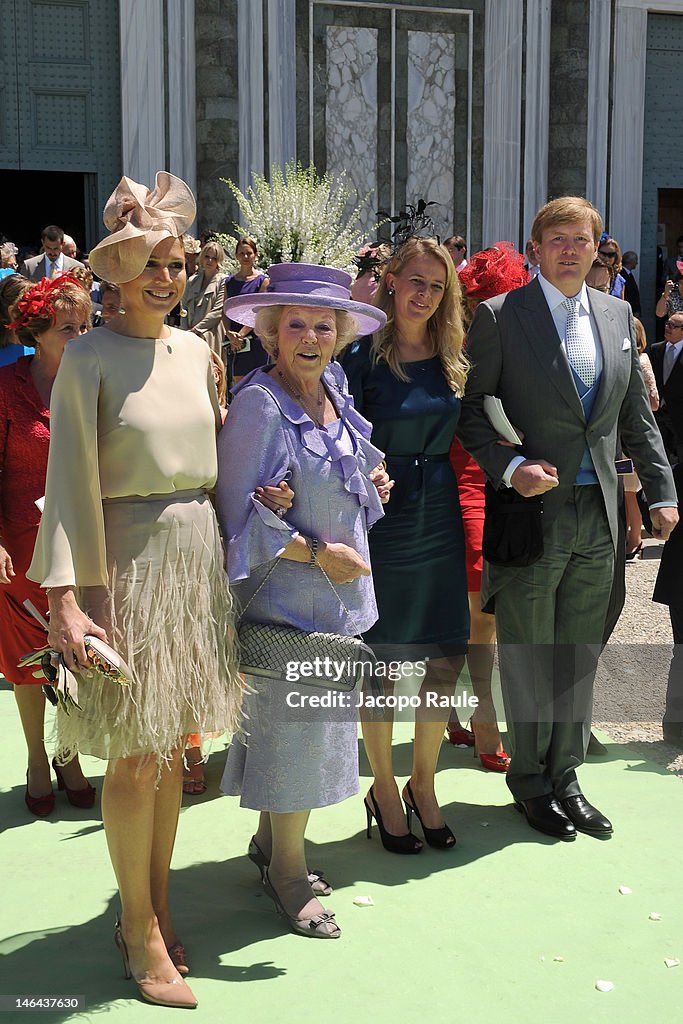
[274,506,286,519]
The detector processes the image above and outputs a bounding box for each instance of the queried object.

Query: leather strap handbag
[238,558,376,692]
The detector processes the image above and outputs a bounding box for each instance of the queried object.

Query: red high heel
[25,772,55,817]
[52,758,96,808]
[476,749,511,772]
[471,722,510,772]
[445,724,475,747]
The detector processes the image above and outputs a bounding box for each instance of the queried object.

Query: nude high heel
[114,916,198,1009]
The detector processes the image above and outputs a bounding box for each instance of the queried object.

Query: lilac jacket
[216,361,384,636]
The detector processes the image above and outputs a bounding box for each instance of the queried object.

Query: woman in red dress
[0,276,96,814]
[446,244,529,770]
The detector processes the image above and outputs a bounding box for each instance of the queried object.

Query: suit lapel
[514,278,585,421]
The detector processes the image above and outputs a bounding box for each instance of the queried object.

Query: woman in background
[181,240,227,355]
[597,237,625,299]
[223,237,270,383]
[0,274,33,367]
[445,243,529,770]
[0,275,95,815]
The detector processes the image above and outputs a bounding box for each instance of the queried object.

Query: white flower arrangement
[218,163,377,271]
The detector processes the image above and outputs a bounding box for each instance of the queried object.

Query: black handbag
[482,482,544,567]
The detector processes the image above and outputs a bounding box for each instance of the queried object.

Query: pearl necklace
[276,369,325,426]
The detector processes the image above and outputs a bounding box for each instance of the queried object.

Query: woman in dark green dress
[341,236,470,853]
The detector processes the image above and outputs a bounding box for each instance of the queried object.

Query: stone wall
[195,0,240,236]
[548,0,591,198]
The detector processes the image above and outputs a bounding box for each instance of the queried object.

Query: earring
[118,307,126,315]
[387,287,394,296]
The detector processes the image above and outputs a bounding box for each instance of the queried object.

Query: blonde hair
[600,236,623,273]
[372,237,468,395]
[198,241,225,272]
[210,349,227,406]
[633,317,647,355]
[531,197,604,245]
[255,305,360,359]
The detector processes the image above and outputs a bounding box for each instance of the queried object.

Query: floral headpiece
[353,244,386,280]
[88,172,196,284]
[377,199,441,255]
[6,273,83,331]
[457,242,529,302]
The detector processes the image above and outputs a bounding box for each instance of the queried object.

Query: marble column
[167,0,197,207]
[586,0,611,217]
[482,0,523,246]
[119,0,165,184]
[325,25,378,236]
[237,0,265,190]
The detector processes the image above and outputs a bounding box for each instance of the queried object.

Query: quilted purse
[238,560,376,691]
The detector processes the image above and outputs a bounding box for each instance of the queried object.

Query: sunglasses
[665,320,683,330]
[598,250,617,259]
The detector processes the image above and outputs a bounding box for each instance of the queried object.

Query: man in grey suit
[19,225,84,281]
[458,197,678,841]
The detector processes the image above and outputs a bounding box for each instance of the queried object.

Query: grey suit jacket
[458,277,676,557]
[19,254,84,282]
[179,272,226,355]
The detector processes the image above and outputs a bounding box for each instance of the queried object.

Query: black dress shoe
[514,795,577,840]
[662,722,683,747]
[559,794,613,836]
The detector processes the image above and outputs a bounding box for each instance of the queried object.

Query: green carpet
[1,680,682,1023]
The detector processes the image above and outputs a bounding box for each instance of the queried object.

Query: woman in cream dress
[28,173,291,1010]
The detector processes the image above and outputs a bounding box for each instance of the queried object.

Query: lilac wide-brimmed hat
[223,262,386,336]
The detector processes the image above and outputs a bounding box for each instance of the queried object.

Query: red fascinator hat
[458,242,529,302]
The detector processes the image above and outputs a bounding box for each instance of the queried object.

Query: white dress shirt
[44,253,64,277]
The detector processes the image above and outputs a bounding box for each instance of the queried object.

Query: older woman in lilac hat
[217,263,389,940]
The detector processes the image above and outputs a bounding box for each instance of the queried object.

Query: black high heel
[364,786,423,854]
[402,781,456,849]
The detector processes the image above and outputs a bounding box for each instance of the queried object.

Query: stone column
[523,0,551,239]
[547,0,590,198]
[585,0,611,215]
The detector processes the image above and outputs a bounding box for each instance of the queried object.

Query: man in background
[621,250,642,317]
[20,225,83,281]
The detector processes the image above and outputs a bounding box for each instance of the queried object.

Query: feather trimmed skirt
[55,490,241,763]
